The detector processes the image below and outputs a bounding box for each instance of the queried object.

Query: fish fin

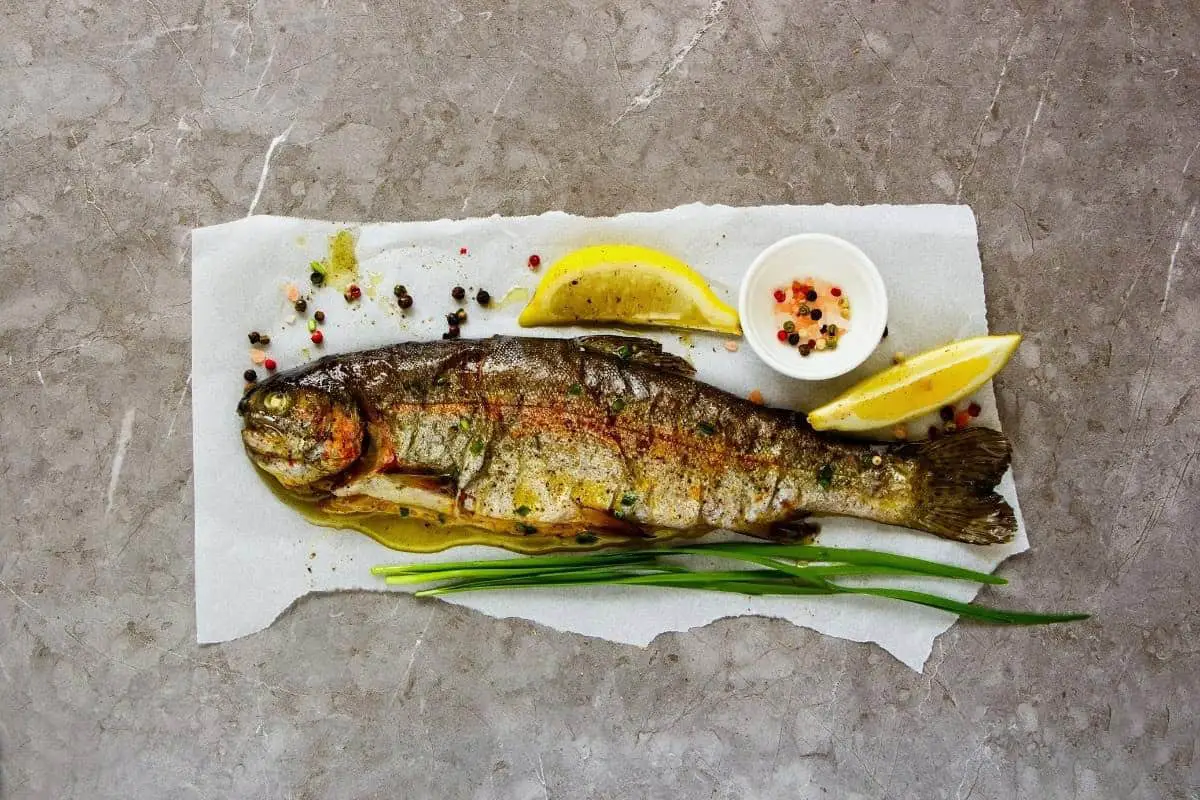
[906,428,1016,544]
[577,335,696,377]
[767,517,821,543]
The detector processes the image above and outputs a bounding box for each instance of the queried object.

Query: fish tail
[904,428,1017,545]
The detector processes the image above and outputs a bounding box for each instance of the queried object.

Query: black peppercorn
[243,369,257,382]
[475,289,491,306]
[398,294,413,309]
[451,286,466,301]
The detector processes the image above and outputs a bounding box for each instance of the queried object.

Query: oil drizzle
[258,469,698,555]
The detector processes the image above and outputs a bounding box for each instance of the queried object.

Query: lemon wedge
[807,334,1022,431]
[517,244,741,334]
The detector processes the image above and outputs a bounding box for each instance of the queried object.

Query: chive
[515,505,531,517]
[458,419,470,432]
[818,464,834,489]
[310,259,326,275]
[399,507,410,517]
[616,345,632,360]
[610,398,626,413]
[620,493,637,507]
[469,440,484,455]
[371,541,1084,625]
[517,523,538,535]
[696,421,716,436]
[567,383,583,396]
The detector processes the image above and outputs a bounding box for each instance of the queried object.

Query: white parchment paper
[191,204,1028,672]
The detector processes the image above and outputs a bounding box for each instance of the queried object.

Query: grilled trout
[238,335,1015,545]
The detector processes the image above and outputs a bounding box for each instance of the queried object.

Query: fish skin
[239,336,1016,545]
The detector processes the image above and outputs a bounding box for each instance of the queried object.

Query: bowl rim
[738,232,888,381]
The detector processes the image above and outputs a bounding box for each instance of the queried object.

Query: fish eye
[263,391,293,414]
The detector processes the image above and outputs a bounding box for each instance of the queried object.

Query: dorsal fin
[576,335,696,377]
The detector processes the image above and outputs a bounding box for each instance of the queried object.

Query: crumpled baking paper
[191,203,1027,672]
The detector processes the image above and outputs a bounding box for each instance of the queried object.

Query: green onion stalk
[372,542,1086,625]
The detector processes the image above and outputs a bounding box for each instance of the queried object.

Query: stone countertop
[2,1,1197,797]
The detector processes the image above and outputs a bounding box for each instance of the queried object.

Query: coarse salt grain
[285,314,296,324]
[250,349,267,365]
[723,340,739,352]
[285,284,300,303]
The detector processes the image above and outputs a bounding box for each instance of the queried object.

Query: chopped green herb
[458,419,470,432]
[610,398,626,414]
[310,259,327,275]
[437,513,447,524]
[818,464,834,489]
[567,383,583,396]
[696,421,717,436]
[399,507,410,518]
[515,505,531,517]
[616,345,632,360]
[620,493,637,507]
[574,532,599,545]
[469,439,485,456]
[517,523,538,535]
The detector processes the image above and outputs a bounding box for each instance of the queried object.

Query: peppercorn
[311,330,324,344]
[783,320,795,332]
[805,289,817,302]
[264,358,277,371]
[939,406,955,422]
[243,369,257,382]
[773,289,786,302]
[248,331,261,344]
[797,303,811,315]
[258,334,270,346]
[810,309,822,321]
[955,411,972,429]
[393,284,407,297]
[831,287,842,297]
[447,324,461,338]
[314,310,325,322]
[311,271,324,285]
[799,345,812,357]
[776,329,789,342]
[787,332,800,346]
[398,293,413,309]
[528,254,541,268]
[445,313,459,327]
[455,308,467,323]
[307,319,317,332]
[967,402,982,417]
[451,286,466,301]
[475,289,491,306]
[828,324,838,336]
[294,298,307,313]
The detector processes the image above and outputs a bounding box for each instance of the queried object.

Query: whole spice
[264,358,277,371]
[393,285,407,298]
[294,298,307,313]
[243,369,257,382]
[248,331,261,344]
[314,310,325,322]
[528,254,541,269]
[476,289,491,306]
[310,271,325,286]
[398,293,413,310]
[311,330,324,345]
[257,335,271,346]
[451,286,466,301]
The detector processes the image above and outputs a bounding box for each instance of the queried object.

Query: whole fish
[239,335,1015,545]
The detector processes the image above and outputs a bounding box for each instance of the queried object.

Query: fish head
[238,375,364,492]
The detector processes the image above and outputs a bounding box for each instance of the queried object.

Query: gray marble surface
[2,1,1197,797]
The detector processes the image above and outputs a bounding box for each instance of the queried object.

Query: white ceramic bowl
[739,233,888,381]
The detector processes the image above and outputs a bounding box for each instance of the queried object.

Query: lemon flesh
[517,244,741,335]
[807,334,1022,431]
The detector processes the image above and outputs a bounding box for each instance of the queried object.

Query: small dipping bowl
[739,233,888,381]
